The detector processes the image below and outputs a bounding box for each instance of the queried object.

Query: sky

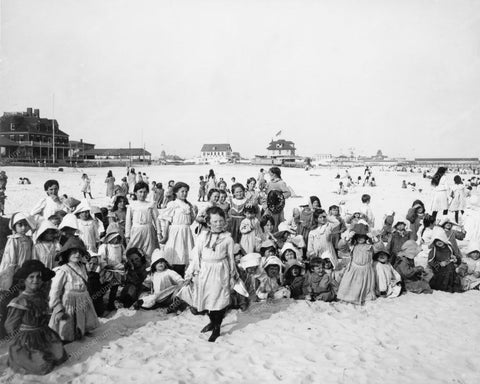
[1,0,480,159]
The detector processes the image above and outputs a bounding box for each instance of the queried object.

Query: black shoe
[201,323,214,333]
[208,326,220,342]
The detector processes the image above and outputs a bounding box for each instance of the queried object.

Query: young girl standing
[0,213,34,290]
[195,188,220,234]
[337,223,377,305]
[307,209,339,267]
[430,167,449,221]
[81,173,93,199]
[5,260,67,375]
[185,206,237,342]
[240,205,261,253]
[105,170,115,198]
[49,237,100,342]
[32,220,60,269]
[109,195,129,237]
[125,182,159,263]
[229,183,248,243]
[449,175,467,223]
[161,182,196,277]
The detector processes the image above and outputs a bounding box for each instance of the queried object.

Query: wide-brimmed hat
[438,217,457,227]
[148,248,168,271]
[59,213,78,230]
[240,253,262,269]
[284,259,304,274]
[14,260,55,282]
[73,200,91,215]
[429,226,452,248]
[56,237,89,264]
[280,242,301,259]
[393,221,407,230]
[465,241,480,255]
[263,255,284,270]
[351,222,370,237]
[62,196,81,211]
[275,222,295,235]
[33,219,59,243]
[372,241,391,260]
[259,240,276,252]
[397,240,421,259]
[9,212,36,232]
[104,222,122,243]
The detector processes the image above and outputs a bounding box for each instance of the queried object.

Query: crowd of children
[1,165,480,375]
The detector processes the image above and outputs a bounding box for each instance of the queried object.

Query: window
[10,123,15,131]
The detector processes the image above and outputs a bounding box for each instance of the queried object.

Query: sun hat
[33,219,59,243]
[14,260,55,281]
[56,237,89,265]
[59,213,78,230]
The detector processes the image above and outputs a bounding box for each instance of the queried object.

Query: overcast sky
[1,0,479,159]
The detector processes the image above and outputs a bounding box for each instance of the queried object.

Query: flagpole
[52,94,55,164]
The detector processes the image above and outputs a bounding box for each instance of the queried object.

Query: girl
[5,260,67,374]
[127,168,136,197]
[337,223,377,305]
[430,166,449,221]
[229,183,248,243]
[125,181,159,263]
[118,248,148,308]
[280,242,301,264]
[74,201,101,253]
[394,240,433,294]
[283,259,305,299]
[303,258,336,302]
[49,237,100,342]
[109,195,129,237]
[217,189,230,218]
[245,177,260,212]
[298,198,317,246]
[0,212,34,290]
[256,256,289,300]
[459,241,480,290]
[206,169,217,195]
[307,209,339,267]
[105,170,115,198]
[58,213,79,246]
[238,253,264,310]
[195,188,220,234]
[185,206,237,342]
[259,214,276,243]
[30,180,64,220]
[372,244,402,298]
[428,226,461,292]
[33,220,60,269]
[406,200,426,241]
[387,221,414,266]
[240,205,261,253]
[162,180,175,208]
[161,182,196,277]
[449,175,467,223]
[98,223,126,310]
[265,167,291,231]
[329,204,347,256]
[135,248,184,310]
[81,173,93,199]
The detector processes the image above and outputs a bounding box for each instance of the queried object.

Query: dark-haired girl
[125,182,159,263]
[105,170,115,198]
[430,167,449,221]
[228,183,248,243]
[185,206,237,342]
[161,182,197,277]
[109,195,129,237]
[240,205,261,253]
[449,175,466,223]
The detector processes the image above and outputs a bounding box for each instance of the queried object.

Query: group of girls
[2,166,480,376]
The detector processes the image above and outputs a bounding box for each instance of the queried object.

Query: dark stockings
[431,210,448,222]
[201,308,226,342]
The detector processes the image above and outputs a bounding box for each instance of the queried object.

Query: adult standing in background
[105,170,115,198]
[265,167,291,231]
[0,171,8,190]
[430,167,449,222]
[127,168,136,197]
[206,169,217,194]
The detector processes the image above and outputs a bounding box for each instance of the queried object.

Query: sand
[0,164,478,384]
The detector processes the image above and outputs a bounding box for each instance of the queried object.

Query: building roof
[0,114,68,137]
[200,144,232,152]
[82,148,151,157]
[414,158,479,162]
[267,139,296,151]
[0,136,19,147]
[69,140,95,147]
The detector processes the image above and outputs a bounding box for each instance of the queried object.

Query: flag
[275,130,282,137]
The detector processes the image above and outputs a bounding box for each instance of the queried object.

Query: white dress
[33,241,60,269]
[449,184,466,212]
[307,223,338,267]
[430,176,449,213]
[140,269,184,308]
[0,234,34,290]
[126,200,159,262]
[374,261,402,297]
[162,200,195,266]
[30,196,64,220]
[77,219,101,253]
[185,231,236,311]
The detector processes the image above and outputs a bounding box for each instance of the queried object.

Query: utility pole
[52,94,55,164]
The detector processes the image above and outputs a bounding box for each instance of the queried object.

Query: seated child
[380,212,395,243]
[302,257,336,302]
[428,227,461,293]
[373,243,402,298]
[279,242,301,264]
[257,256,289,300]
[259,240,277,264]
[394,240,432,294]
[322,258,342,292]
[32,220,60,269]
[98,223,126,310]
[283,260,305,299]
[458,241,480,291]
[86,253,105,316]
[118,248,149,308]
[135,248,185,312]
[237,253,264,309]
[387,221,414,266]
[5,260,67,375]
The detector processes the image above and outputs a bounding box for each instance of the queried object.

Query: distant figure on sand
[105,170,115,198]
[81,173,93,199]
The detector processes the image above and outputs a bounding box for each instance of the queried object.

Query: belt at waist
[19,324,42,332]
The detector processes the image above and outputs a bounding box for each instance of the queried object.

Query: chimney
[33,109,39,117]
[27,107,33,116]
